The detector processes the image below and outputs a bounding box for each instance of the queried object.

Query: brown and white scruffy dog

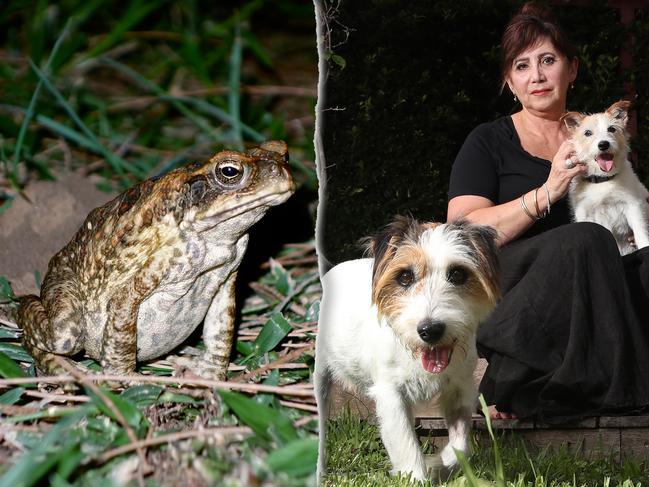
[314,217,500,481]
[562,100,649,255]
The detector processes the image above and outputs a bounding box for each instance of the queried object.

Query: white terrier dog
[562,100,649,255]
[314,217,500,481]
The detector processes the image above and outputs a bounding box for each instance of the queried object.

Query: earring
[571,83,575,90]
[513,94,518,102]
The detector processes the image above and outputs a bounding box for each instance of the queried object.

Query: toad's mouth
[596,152,615,173]
[203,186,294,223]
[421,344,454,374]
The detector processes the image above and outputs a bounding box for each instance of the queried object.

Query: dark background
[316,0,649,270]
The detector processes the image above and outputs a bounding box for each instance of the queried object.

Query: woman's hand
[545,139,587,203]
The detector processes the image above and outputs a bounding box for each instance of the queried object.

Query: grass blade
[28,60,144,182]
[12,17,74,184]
[0,351,28,379]
[99,57,219,141]
[85,0,163,59]
[265,437,318,477]
[253,313,293,355]
[100,57,267,144]
[478,394,506,487]
[219,390,298,445]
[228,17,243,150]
[0,406,90,486]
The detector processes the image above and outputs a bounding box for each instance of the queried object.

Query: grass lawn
[323,404,649,487]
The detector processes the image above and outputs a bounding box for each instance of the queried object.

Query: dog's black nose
[417,320,446,344]
[598,140,610,151]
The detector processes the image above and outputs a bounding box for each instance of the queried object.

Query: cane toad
[18,140,295,381]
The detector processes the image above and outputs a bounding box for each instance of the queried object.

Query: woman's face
[505,37,578,115]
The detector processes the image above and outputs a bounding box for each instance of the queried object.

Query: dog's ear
[606,100,632,126]
[369,215,419,300]
[455,221,501,306]
[560,111,584,132]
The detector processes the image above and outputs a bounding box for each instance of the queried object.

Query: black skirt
[478,222,649,422]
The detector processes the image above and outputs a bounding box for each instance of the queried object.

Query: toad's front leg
[191,270,239,381]
[101,270,161,375]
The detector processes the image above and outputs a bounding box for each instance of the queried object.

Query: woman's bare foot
[487,405,517,420]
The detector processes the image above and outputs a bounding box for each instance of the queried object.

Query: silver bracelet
[533,187,547,218]
[520,193,539,221]
[543,183,551,215]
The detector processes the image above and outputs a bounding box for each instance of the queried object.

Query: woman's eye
[515,63,528,71]
[396,270,414,288]
[584,130,593,137]
[541,56,555,65]
[608,126,616,133]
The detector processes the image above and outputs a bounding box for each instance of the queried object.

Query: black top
[448,116,571,239]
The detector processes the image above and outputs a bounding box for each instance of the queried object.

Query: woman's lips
[531,89,551,95]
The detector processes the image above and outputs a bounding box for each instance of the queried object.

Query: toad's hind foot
[169,354,228,382]
[18,295,88,378]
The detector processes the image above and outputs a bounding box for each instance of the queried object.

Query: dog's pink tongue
[422,346,452,374]
[597,153,614,172]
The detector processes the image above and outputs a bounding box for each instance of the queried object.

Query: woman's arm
[448,139,585,246]
[448,194,536,246]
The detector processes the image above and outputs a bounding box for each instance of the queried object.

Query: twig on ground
[53,357,151,484]
[0,374,315,397]
[95,426,252,465]
[279,400,318,413]
[233,344,314,382]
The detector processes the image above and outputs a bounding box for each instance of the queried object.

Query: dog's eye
[608,126,616,133]
[447,266,468,286]
[584,130,593,137]
[396,269,414,288]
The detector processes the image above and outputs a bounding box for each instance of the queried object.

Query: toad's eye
[216,161,244,184]
[608,126,616,133]
[396,269,414,288]
[447,266,468,286]
[221,165,240,179]
[584,130,593,137]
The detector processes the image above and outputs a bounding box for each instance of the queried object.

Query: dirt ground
[0,173,115,295]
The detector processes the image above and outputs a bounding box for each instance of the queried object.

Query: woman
[447,3,649,421]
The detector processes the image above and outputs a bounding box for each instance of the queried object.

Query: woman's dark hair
[501,2,578,87]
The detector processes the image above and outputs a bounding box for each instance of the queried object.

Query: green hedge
[318,0,643,267]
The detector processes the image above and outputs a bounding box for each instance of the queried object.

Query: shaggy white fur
[314,218,499,481]
[563,100,649,255]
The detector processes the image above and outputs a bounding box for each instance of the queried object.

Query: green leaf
[268,259,293,296]
[0,276,16,303]
[0,343,34,363]
[157,391,198,404]
[253,313,292,355]
[0,326,20,340]
[85,386,145,431]
[329,53,347,69]
[236,340,255,356]
[0,350,29,378]
[265,437,318,477]
[0,387,25,405]
[219,390,298,445]
[120,385,163,407]
[306,300,320,321]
